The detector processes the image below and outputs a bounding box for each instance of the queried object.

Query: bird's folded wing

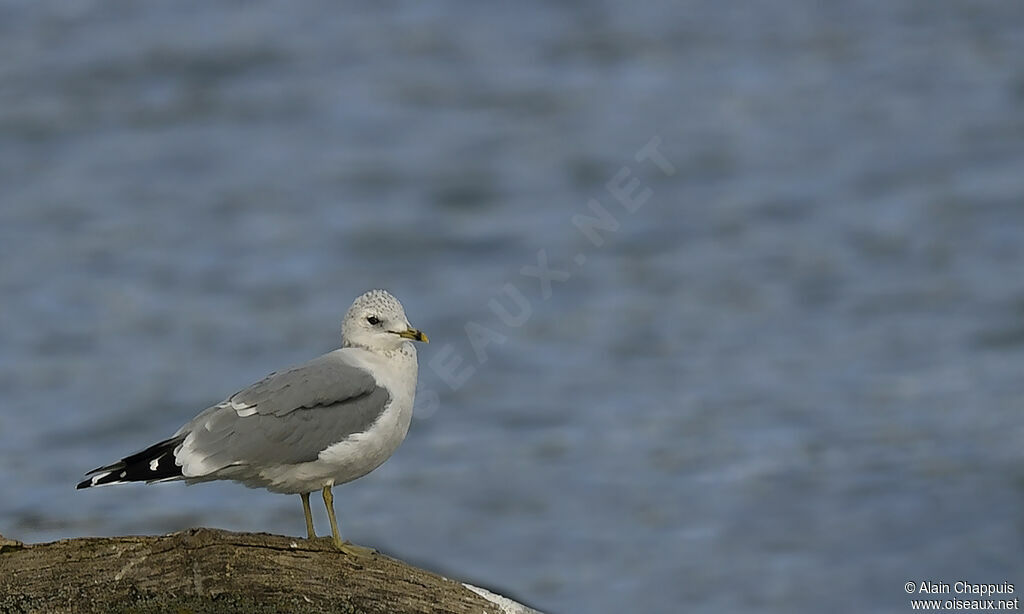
[174,350,391,473]
[225,349,379,417]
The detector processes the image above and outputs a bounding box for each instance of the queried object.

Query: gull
[77,289,428,550]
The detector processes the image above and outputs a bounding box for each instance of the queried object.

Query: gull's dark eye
[366,316,381,326]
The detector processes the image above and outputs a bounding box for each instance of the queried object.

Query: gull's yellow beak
[396,328,429,343]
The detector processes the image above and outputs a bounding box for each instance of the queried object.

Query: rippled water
[2,3,1024,613]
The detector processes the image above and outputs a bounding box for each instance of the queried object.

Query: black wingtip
[77,437,185,490]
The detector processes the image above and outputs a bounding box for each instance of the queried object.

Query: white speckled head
[342,290,428,352]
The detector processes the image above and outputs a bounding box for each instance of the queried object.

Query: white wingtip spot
[149,457,160,471]
[119,471,127,478]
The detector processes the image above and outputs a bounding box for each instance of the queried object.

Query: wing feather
[174,350,390,475]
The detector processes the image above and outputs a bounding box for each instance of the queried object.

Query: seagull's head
[342,289,428,352]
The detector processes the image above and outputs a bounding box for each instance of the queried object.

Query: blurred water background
[2,2,1024,612]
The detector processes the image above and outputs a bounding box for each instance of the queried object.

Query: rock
[0,528,544,614]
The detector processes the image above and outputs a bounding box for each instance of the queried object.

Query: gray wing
[175,350,390,473]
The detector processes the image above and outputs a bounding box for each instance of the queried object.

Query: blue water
[2,2,1024,612]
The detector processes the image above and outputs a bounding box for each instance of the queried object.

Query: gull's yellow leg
[300,492,316,540]
[321,485,376,555]
[322,485,343,548]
